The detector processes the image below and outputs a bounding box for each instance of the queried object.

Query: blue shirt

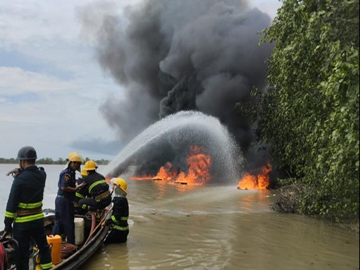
[57,168,76,200]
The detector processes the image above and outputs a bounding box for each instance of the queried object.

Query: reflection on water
[0,165,359,270]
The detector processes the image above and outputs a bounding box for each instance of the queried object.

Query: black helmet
[17,146,37,160]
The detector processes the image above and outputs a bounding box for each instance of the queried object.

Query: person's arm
[75,182,88,202]
[62,183,85,193]
[6,168,22,177]
[3,178,20,235]
[106,199,123,226]
[60,173,85,193]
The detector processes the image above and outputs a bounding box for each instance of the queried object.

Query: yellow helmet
[80,169,88,177]
[84,160,98,171]
[67,152,79,160]
[111,178,127,193]
[68,152,82,163]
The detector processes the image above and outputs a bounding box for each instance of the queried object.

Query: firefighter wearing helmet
[52,152,85,245]
[2,146,52,270]
[77,160,111,212]
[104,178,129,244]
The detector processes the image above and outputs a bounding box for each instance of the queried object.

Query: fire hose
[61,243,77,259]
[84,205,113,245]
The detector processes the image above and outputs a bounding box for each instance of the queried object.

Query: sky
[0,0,282,160]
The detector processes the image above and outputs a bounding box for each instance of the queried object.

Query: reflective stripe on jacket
[4,166,46,228]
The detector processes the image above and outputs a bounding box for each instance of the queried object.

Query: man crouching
[104,178,129,244]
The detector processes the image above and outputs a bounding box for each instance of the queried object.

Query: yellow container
[47,235,62,265]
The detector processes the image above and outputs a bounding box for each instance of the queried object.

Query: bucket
[74,217,85,245]
[47,235,61,265]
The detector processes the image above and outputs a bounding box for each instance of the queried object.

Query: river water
[0,164,359,270]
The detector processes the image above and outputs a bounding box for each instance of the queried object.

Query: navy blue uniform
[104,197,129,244]
[52,168,76,244]
[4,166,52,270]
[77,171,111,212]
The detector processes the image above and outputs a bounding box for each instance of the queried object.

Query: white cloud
[0,67,71,94]
[0,0,282,160]
[0,0,132,159]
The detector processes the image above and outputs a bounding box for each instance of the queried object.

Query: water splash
[102,111,242,183]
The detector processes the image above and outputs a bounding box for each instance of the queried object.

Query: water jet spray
[103,111,242,184]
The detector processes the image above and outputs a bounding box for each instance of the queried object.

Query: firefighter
[104,178,129,244]
[2,146,52,270]
[77,160,111,212]
[52,152,85,245]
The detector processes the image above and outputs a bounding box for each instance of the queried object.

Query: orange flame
[153,162,178,182]
[174,146,211,186]
[130,175,154,181]
[237,163,272,190]
[132,146,212,186]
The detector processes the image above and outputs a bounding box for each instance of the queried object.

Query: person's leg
[104,230,117,244]
[79,198,98,212]
[59,199,75,245]
[52,197,63,236]
[104,229,128,244]
[29,220,52,270]
[13,223,30,270]
[118,230,129,243]
[99,196,112,210]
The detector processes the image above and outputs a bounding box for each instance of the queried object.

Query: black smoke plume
[79,0,273,176]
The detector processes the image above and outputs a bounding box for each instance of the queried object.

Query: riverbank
[272,183,360,233]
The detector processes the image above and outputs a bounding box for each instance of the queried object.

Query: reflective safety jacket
[76,171,109,203]
[4,166,46,232]
[106,197,129,231]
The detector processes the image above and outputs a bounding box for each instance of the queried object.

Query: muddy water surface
[0,165,358,270]
[81,180,359,270]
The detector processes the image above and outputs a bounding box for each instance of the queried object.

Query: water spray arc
[103,111,241,184]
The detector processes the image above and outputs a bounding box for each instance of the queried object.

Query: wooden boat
[0,208,111,270]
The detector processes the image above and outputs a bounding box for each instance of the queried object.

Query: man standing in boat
[2,146,52,270]
[52,152,85,245]
[77,160,111,212]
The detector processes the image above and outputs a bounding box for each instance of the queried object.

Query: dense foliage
[255,0,359,220]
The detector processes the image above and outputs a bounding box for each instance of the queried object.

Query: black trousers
[13,219,52,270]
[52,196,75,244]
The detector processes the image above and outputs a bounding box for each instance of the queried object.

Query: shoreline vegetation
[0,157,110,165]
[238,0,359,228]
[271,182,359,233]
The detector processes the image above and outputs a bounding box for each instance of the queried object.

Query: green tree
[255,0,359,220]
